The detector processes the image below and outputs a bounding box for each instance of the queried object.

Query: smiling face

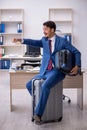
[43,25,55,38]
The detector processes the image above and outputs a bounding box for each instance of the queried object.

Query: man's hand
[12,38,22,43]
[70,65,79,75]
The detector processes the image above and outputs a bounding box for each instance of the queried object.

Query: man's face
[43,25,54,38]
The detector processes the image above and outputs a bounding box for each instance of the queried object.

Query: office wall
[0,0,87,69]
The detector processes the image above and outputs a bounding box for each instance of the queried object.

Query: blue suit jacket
[23,35,81,75]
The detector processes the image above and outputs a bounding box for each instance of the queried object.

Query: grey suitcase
[31,78,63,123]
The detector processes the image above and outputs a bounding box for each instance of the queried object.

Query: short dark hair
[43,21,56,32]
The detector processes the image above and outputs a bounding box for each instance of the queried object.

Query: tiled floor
[0,70,87,130]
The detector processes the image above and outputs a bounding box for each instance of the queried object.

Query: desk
[2,55,42,61]
[9,70,84,111]
[2,55,42,67]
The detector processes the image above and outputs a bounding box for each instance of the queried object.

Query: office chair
[62,68,82,104]
[62,94,71,103]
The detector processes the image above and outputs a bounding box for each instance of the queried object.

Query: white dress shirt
[48,35,56,53]
[48,35,56,67]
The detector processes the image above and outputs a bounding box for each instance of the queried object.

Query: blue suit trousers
[26,68,65,116]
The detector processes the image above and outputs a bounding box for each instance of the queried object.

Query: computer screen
[25,45,41,57]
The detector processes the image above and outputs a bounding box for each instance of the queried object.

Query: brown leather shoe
[34,114,41,125]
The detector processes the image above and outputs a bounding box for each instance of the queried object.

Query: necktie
[47,40,53,70]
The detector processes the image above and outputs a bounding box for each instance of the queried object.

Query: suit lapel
[44,38,50,54]
[52,35,59,55]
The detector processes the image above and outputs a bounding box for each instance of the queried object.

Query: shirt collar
[48,35,56,42]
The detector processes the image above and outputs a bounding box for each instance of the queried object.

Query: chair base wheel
[58,117,62,122]
[31,117,34,122]
[68,99,71,103]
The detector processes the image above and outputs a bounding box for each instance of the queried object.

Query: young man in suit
[13,21,81,124]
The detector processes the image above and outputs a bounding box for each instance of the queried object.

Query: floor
[0,70,87,130]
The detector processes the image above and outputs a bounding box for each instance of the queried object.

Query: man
[13,21,81,124]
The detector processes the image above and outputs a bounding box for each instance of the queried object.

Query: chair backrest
[55,49,75,75]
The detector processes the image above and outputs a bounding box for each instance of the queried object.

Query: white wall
[0,0,87,69]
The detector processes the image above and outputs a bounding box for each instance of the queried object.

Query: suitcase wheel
[31,117,34,122]
[68,99,71,103]
[58,117,62,122]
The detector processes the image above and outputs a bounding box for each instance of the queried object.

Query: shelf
[56,31,72,36]
[1,8,23,10]
[0,33,23,35]
[49,8,72,24]
[49,8,73,44]
[49,8,72,11]
[1,55,42,61]
[49,8,73,32]
[0,44,23,47]
[1,20,23,23]
[54,20,72,23]
[0,69,9,71]
[0,9,24,70]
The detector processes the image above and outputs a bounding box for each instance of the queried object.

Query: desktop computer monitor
[23,45,41,67]
[25,45,41,57]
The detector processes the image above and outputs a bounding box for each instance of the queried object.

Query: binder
[0,60,3,69]
[1,60,10,69]
[0,35,3,45]
[17,23,22,33]
[1,23,5,33]
[0,24,2,33]
[64,34,72,44]
[0,23,5,33]
[0,47,2,57]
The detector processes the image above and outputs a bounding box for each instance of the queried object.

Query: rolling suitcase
[31,78,63,123]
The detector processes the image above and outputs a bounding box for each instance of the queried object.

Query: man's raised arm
[12,38,43,48]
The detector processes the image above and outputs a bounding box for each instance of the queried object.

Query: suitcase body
[55,49,75,74]
[32,78,63,123]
